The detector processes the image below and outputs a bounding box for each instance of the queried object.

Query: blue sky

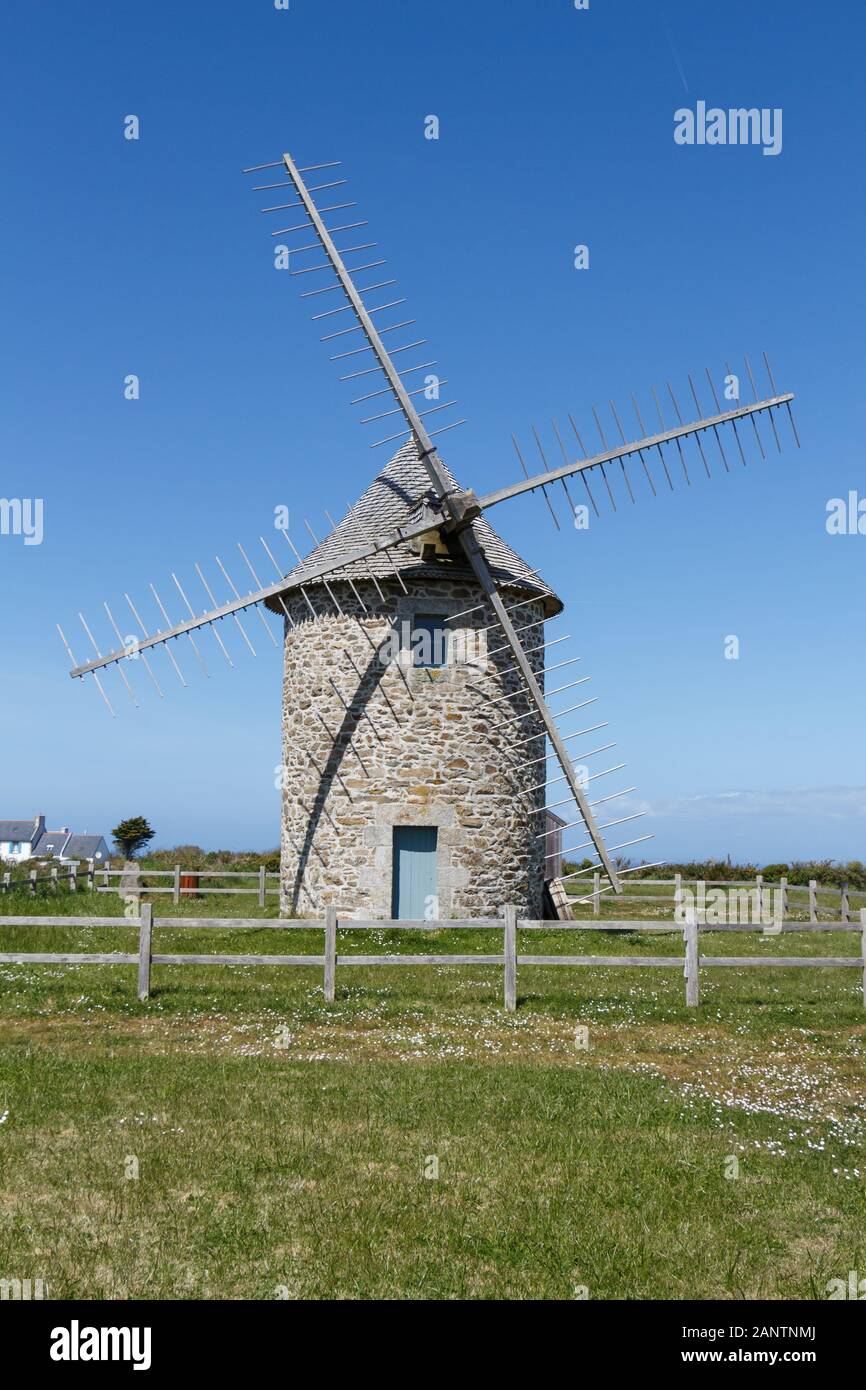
[2,0,864,864]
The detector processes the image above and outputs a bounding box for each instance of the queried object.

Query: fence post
[504,904,517,1013]
[50,866,58,890]
[674,873,682,917]
[592,872,600,918]
[137,902,153,1002]
[324,905,337,1002]
[809,879,817,923]
[29,868,37,896]
[755,874,763,921]
[87,859,94,892]
[841,882,849,925]
[258,865,267,909]
[780,875,788,921]
[172,864,180,906]
[861,910,866,1010]
[2,871,10,894]
[684,906,700,1008]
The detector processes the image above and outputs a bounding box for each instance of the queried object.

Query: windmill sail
[238,154,627,889]
[60,148,800,900]
[495,375,798,519]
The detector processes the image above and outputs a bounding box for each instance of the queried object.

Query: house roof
[62,835,108,860]
[30,830,108,860]
[266,440,563,617]
[1,820,108,860]
[0,821,36,843]
[32,830,72,857]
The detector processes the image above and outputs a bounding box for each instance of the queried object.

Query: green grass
[1,889,864,1299]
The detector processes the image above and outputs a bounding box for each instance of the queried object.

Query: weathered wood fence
[580,873,864,923]
[0,862,279,905]
[1,907,864,1013]
[4,866,862,923]
[1,861,89,894]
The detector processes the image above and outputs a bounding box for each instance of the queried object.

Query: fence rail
[0,862,279,905]
[1,907,864,1013]
[4,865,864,924]
[572,872,864,923]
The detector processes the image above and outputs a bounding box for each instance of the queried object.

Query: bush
[759,864,790,882]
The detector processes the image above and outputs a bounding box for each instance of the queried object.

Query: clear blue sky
[2,0,864,864]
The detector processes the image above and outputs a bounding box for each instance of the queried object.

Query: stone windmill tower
[61,149,799,920]
[272,441,563,919]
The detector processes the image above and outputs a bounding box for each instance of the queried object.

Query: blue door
[392,826,438,920]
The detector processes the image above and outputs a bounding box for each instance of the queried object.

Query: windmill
[58,151,799,920]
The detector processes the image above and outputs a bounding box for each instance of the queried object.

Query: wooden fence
[0,862,279,905]
[1,907,864,1013]
[4,865,863,922]
[579,873,864,923]
[1,861,92,894]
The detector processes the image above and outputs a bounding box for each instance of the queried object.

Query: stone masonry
[278,577,549,919]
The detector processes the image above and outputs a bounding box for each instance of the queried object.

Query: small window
[411,614,449,668]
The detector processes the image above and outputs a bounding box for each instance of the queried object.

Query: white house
[0,814,109,864]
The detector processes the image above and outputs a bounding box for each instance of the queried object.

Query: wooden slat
[112,888,281,897]
[1,914,860,934]
[337,955,505,966]
[96,869,279,880]
[684,909,699,1007]
[137,902,152,1000]
[1,915,859,933]
[517,955,684,967]
[153,919,318,930]
[151,954,326,967]
[520,921,862,933]
[547,879,573,922]
[344,919,504,930]
[0,953,138,964]
[0,916,140,927]
[324,906,336,1002]
[701,956,861,968]
[504,905,517,1012]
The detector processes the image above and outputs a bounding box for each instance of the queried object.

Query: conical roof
[269,441,562,617]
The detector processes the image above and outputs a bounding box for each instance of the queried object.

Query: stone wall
[278,577,548,919]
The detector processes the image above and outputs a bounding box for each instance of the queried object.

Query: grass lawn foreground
[0,887,864,1300]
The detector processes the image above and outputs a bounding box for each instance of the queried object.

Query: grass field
[1,886,865,1299]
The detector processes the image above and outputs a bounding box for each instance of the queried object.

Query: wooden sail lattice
[59,150,800,896]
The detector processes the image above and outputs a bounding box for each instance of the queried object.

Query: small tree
[112,816,155,861]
